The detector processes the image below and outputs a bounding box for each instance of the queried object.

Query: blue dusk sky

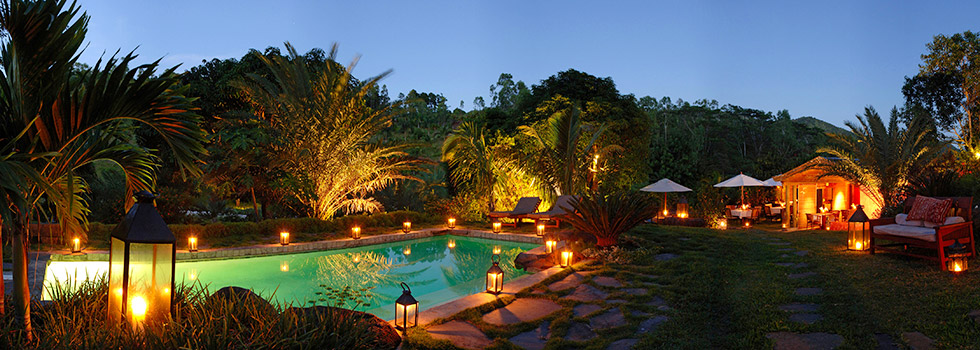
[79,1,978,127]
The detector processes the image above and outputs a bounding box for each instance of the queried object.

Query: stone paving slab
[793,263,810,269]
[901,332,936,350]
[607,299,627,304]
[795,250,810,256]
[594,276,623,288]
[766,332,844,350]
[574,304,603,317]
[769,242,791,246]
[874,333,901,350]
[590,309,627,330]
[483,298,563,325]
[654,253,679,261]
[795,288,823,296]
[427,320,492,350]
[775,262,795,267]
[549,272,589,291]
[566,322,597,341]
[566,284,610,302]
[968,309,980,324]
[637,316,669,334]
[789,313,823,324]
[620,288,647,296]
[607,338,639,350]
[509,321,550,350]
[788,272,818,279]
[646,296,667,307]
[779,303,819,313]
[777,248,795,252]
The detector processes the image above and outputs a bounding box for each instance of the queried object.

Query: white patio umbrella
[714,173,766,206]
[762,177,782,187]
[640,178,693,215]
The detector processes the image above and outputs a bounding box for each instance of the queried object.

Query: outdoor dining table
[769,206,783,215]
[811,212,836,228]
[731,209,753,218]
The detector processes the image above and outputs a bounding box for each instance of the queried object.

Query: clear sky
[79,0,978,127]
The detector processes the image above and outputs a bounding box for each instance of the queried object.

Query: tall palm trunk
[11,223,30,341]
[0,219,5,317]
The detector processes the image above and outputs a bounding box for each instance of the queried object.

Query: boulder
[284,305,401,350]
[206,286,274,313]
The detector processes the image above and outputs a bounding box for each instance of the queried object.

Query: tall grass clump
[0,278,385,349]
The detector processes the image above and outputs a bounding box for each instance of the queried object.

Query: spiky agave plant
[561,190,658,247]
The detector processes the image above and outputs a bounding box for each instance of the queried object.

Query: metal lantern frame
[677,197,689,219]
[188,236,198,253]
[279,231,290,246]
[402,221,412,233]
[395,282,419,330]
[447,217,456,229]
[70,236,82,254]
[492,221,502,234]
[107,191,176,329]
[847,205,870,251]
[559,248,573,268]
[486,254,504,294]
[946,239,970,272]
[536,223,546,236]
[545,236,557,254]
[351,226,362,240]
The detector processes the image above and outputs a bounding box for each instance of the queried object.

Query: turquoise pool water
[43,235,538,319]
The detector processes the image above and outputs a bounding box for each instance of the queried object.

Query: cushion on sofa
[922,216,966,228]
[873,224,937,242]
[907,195,953,224]
[895,213,923,227]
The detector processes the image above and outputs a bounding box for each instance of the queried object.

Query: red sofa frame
[869,197,974,271]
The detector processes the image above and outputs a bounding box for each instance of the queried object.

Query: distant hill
[793,117,850,136]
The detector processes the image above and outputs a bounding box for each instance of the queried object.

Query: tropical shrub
[561,190,659,247]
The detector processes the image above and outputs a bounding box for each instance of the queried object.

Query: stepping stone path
[767,332,843,350]
[788,272,818,279]
[590,309,627,330]
[875,333,901,350]
[795,250,810,256]
[566,322,597,341]
[593,276,623,288]
[566,284,609,302]
[779,303,818,312]
[777,248,794,252]
[637,315,669,334]
[902,332,936,350]
[654,253,678,261]
[483,298,563,325]
[607,299,627,304]
[620,288,647,296]
[788,313,822,324]
[969,309,980,324]
[573,304,603,317]
[607,338,639,350]
[427,320,493,350]
[509,321,550,350]
[549,272,590,291]
[794,288,823,296]
[646,296,667,307]
[769,242,791,246]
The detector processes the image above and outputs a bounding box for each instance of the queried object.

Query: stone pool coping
[49,228,543,262]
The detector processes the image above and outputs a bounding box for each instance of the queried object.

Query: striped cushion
[907,196,953,224]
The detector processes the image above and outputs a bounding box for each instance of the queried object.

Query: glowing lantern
[448,239,456,249]
[744,220,751,228]
[536,223,546,237]
[486,254,504,294]
[279,231,290,246]
[492,221,502,233]
[402,221,412,233]
[394,282,419,330]
[945,239,970,273]
[847,205,870,251]
[559,248,573,268]
[718,219,728,230]
[108,191,175,330]
[447,217,456,229]
[187,236,198,252]
[70,236,82,254]
[351,226,361,240]
[677,197,689,219]
[545,236,557,254]
[493,245,501,255]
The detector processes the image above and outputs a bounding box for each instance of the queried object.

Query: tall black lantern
[676,197,689,219]
[486,254,504,294]
[108,191,175,329]
[847,205,870,251]
[394,282,419,330]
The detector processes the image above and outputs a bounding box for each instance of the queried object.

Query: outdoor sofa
[869,196,974,271]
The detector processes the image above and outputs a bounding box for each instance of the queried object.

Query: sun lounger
[487,197,542,227]
[525,195,579,227]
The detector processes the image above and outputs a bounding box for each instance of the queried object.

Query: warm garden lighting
[188,270,197,280]
[352,254,360,264]
[402,221,412,233]
[280,231,290,246]
[945,240,969,273]
[188,236,198,252]
[403,246,412,255]
[847,205,870,251]
[545,237,557,254]
[70,236,82,254]
[351,226,361,240]
[280,261,290,272]
[718,219,728,230]
[492,221,502,233]
[448,239,456,249]
[677,198,689,219]
[559,248,573,268]
[395,282,419,331]
[108,191,175,328]
[536,223,545,236]
[447,217,456,229]
[744,220,751,228]
[485,254,504,294]
[493,245,502,255]
[975,151,980,160]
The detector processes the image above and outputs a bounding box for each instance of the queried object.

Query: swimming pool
[43,235,538,319]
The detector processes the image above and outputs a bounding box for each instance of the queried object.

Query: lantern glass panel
[395,303,417,329]
[948,257,968,272]
[847,222,869,251]
[126,242,173,324]
[109,237,125,324]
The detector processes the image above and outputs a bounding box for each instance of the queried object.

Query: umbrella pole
[663,193,667,217]
[741,186,745,207]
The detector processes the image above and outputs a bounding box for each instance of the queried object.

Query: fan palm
[812,106,945,215]
[442,121,517,212]
[0,0,206,336]
[562,190,659,247]
[238,42,428,219]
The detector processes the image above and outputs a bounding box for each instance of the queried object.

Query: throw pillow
[907,196,952,224]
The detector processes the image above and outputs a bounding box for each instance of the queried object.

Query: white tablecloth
[770,207,783,215]
[731,209,752,218]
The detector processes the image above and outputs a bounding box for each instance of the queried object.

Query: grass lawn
[404,223,980,349]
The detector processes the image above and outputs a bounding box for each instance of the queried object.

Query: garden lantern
[351,226,361,240]
[717,219,728,230]
[402,221,412,233]
[448,239,456,249]
[395,282,419,330]
[70,236,82,254]
[677,197,689,219]
[492,221,502,233]
[545,236,557,254]
[187,236,198,252]
[847,205,870,251]
[536,223,545,236]
[107,191,175,330]
[945,239,969,272]
[493,245,501,255]
[447,217,456,229]
[559,248,573,268]
[279,231,290,246]
[486,254,504,294]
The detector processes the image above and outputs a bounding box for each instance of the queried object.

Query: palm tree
[519,106,620,197]
[442,121,519,213]
[813,106,945,215]
[238,43,428,219]
[0,0,206,336]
